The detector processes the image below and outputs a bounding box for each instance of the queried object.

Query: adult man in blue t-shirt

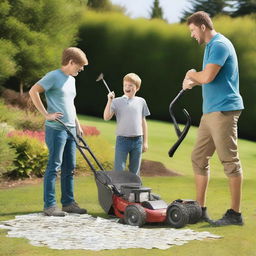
[183,11,244,226]
[29,47,88,216]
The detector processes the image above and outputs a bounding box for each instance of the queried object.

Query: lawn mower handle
[55,120,123,196]
[168,89,191,157]
[55,118,104,175]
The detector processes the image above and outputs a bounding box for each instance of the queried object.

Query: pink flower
[7,130,45,142]
[81,125,100,136]
[7,125,100,141]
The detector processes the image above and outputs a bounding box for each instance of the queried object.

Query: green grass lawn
[1,115,256,256]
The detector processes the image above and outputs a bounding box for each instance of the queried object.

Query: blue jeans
[44,126,76,208]
[114,136,143,175]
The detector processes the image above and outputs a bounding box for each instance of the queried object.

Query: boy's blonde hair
[123,73,141,89]
[62,47,88,66]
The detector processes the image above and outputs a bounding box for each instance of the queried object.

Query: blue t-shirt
[37,69,77,129]
[202,33,244,113]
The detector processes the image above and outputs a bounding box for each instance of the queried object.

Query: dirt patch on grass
[140,160,181,177]
[0,177,43,189]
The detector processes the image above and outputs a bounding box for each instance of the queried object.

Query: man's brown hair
[187,11,214,30]
[62,47,88,66]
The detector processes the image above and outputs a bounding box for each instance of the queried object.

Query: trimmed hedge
[76,12,256,140]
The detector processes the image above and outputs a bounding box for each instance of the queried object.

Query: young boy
[103,73,150,175]
[29,47,88,217]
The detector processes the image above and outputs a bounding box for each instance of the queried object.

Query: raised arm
[103,92,115,120]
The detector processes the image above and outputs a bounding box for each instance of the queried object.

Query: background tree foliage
[180,0,229,21]
[87,0,125,12]
[87,0,110,10]
[0,0,82,94]
[150,0,164,20]
[180,0,256,21]
[0,1,17,83]
[0,39,17,83]
[231,0,256,16]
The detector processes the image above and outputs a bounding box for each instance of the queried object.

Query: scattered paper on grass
[0,213,221,250]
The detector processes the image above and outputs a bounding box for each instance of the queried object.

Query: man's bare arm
[187,64,222,85]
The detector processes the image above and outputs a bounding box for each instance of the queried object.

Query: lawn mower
[55,91,200,228]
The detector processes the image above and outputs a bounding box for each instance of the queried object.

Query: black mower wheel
[185,201,202,224]
[124,204,146,227]
[166,202,189,228]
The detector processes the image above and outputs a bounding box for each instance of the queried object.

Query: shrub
[0,128,16,176]
[75,135,113,173]
[2,89,36,111]
[0,122,15,134]
[5,127,113,178]
[15,114,45,131]
[0,96,44,131]
[0,98,21,125]
[6,131,48,179]
[0,99,44,131]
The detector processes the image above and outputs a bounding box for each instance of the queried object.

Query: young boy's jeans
[114,136,143,175]
[44,125,76,209]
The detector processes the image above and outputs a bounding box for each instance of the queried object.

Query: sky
[110,0,193,23]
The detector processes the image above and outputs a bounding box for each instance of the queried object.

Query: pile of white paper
[0,213,221,250]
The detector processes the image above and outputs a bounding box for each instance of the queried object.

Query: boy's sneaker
[198,207,212,223]
[211,209,244,226]
[44,205,67,217]
[62,202,87,214]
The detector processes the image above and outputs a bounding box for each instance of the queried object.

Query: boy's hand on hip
[46,112,63,121]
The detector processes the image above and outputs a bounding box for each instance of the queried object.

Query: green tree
[150,0,164,20]
[231,0,256,16]
[0,0,82,94]
[180,0,229,22]
[0,1,17,83]
[87,0,124,12]
[87,0,108,9]
[0,40,17,84]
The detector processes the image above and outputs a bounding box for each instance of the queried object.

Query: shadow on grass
[89,212,186,229]
[89,212,110,218]
[198,223,218,229]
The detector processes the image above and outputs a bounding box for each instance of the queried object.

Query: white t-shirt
[111,95,150,136]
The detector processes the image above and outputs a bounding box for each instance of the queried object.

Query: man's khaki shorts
[191,111,242,177]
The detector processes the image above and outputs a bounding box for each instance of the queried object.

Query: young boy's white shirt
[111,95,150,137]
